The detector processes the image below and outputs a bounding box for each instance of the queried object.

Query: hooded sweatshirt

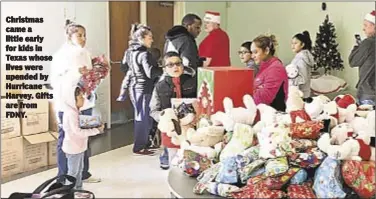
[121,41,162,94]
[349,36,375,102]
[61,76,100,155]
[164,25,200,76]
[50,43,93,113]
[290,49,314,98]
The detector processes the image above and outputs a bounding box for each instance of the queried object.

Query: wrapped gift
[290,168,308,184]
[313,157,346,198]
[197,162,221,184]
[290,121,324,139]
[264,157,289,177]
[80,55,110,96]
[289,147,326,169]
[206,182,240,197]
[79,115,101,129]
[197,67,254,119]
[287,184,316,198]
[231,181,286,199]
[342,160,375,198]
[239,159,265,184]
[182,150,212,177]
[264,167,300,190]
[215,156,238,184]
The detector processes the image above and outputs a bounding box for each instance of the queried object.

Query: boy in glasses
[149,51,196,170]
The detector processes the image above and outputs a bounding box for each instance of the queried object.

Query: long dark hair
[293,31,312,51]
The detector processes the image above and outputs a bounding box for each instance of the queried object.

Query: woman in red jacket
[251,34,288,112]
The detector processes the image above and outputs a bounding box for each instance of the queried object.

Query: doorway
[109,1,140,124]
[146,1,174,53]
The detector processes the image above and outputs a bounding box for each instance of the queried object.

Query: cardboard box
[1,99,21,139]
[20,99,49,136]
[49,101,58,132]
[23,132,55,172]
[197,67,254,118]
[1,137,24,178]
[48,132,59,166]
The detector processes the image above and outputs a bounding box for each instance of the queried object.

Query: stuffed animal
[304,96,325,120]
[286,64,304,87]
[211,95,259,132]
[333,94,357,124]
[157,107,196,146]
[316,101,339,129]
[330,123,356,145]
[350,110,375,141]
[177,140,220,160]
[258,123,293,159]
[186,126,225,147]
[318,133,372,161]
[284,86,311,123]
[219,123,255,161]
[252,104,278,133]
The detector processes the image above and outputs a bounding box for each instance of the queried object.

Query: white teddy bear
[286,64,304,87]
[211,94,258,132]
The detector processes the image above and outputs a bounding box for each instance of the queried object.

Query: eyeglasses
[165,62,183,68]
[238,51,251,55]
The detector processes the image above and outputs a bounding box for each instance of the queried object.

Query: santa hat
[203,11,221,24]
[365,10,375,24]
[334,94,356,109]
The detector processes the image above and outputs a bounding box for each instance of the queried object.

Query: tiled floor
[1,145,171,198]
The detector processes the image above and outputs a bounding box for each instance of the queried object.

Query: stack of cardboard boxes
[1,95,59,179]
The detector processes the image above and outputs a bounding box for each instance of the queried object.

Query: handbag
[8,175,95,199]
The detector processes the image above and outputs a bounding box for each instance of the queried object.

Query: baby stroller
[8,175,95,199]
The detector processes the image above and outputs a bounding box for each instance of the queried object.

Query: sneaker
[147,145,160,150]
[83,177,101,183]
[133,149,156,156]
[159,148,169,170]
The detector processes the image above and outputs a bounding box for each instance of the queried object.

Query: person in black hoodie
[121,24,162,156]
[164,13,203,77]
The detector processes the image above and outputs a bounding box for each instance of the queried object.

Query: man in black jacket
[164,13,203,77]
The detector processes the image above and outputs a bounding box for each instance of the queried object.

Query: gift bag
[342,160,376,198]
[197,162,221,184]
[239,159,265,184]
[231,181,286,199]
[289,147,325,169]
[206,182,240,197]
[291,139,317,152]
[264,157,289,177]
[290,168,308,185]
[313,157,346,198]
[215,156,238,184]
[290,121,324,139]
[182,150,212,177]
[287,184,316,198]
[264,167,300,190]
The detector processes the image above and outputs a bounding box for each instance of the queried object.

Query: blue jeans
[129,89,152,153]
[66,152,84,190]
[359,99,375,106]
[57,108,92,182]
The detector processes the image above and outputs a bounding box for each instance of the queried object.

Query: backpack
[8,175,95,199]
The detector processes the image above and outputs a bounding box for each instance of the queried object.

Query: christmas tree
[312,15,344,74]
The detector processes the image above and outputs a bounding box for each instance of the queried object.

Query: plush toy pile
[157,87,376,199]
[80,55,110,96]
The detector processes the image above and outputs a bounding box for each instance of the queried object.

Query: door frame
[106,1,185,128]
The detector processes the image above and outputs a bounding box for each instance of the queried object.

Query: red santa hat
[203,11,221,24]
[365,10,375,24]
[334,94,356,109]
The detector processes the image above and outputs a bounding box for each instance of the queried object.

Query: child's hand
[98,124,105,133]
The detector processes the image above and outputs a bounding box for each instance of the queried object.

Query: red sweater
[199,28,230,67]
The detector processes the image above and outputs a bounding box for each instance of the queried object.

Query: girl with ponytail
[289,30,314,98]
[119,23,162,156]
[50,19,101,187]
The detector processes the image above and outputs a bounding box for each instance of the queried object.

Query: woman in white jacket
[50,19,100,184]
[289,31,315,98]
